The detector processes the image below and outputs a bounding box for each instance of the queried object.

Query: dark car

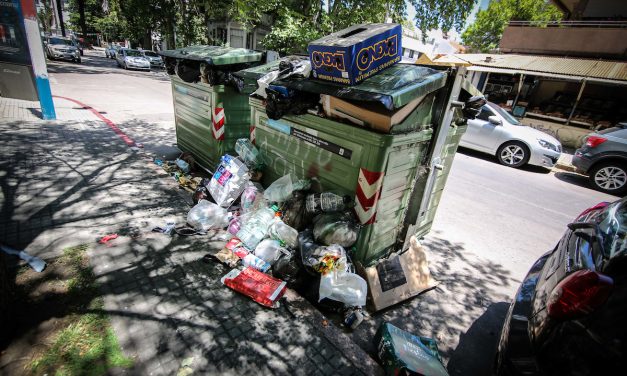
[573,124,627,195]
[495,198,627,375]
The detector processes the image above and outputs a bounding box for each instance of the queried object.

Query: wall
[500,26,627,59]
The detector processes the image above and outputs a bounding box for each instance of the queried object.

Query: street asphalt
[42,50,619,374]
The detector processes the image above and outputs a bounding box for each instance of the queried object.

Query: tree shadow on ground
[0,118,374,375]
[554,171,595,191]
[343,233,517,375]
[47,57,169,82]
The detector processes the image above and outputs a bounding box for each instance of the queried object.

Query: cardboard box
[362,236,438,312]
[308,23,402,85]
[321,94,426,133]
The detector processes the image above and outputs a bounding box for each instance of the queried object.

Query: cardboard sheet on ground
[362,236,438,311]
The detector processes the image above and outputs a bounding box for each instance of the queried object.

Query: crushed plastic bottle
[235,138,260,166]
[268,219,299,249]
[236,207,276,249]
[305,193,353,215]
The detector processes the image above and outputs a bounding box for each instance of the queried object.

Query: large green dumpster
[160,46,264,169]
[241,62,469,265]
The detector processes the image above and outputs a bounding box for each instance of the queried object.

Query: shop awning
[438,54,627,86]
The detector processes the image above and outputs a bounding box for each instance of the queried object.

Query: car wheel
[497,141,530,168]
[76,58,81,64]
[589,162,627,195]
[124,62,128,70]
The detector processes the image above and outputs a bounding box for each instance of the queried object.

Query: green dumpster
[160,46,264,169]
[240,61,470,266]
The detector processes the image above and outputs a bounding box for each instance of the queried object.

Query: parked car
[495,197,627,375]
[105,44,121,59]
[115,48,150,71]
[459,102,562,169]
[45,36,81,63]
[572,123,627,195]
[141,50,164,69]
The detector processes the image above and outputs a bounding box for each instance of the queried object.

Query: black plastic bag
[313,212,360,248]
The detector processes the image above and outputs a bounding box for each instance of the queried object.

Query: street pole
[22,0,56,119]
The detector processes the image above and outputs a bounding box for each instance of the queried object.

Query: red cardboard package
[221,267,287,308]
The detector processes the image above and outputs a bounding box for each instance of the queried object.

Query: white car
[459,102,562,169]
[115,48,150,71]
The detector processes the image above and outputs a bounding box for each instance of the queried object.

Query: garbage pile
[162,138,369,322]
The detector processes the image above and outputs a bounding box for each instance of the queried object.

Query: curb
[552,162,578,173]
[284,289,384,375]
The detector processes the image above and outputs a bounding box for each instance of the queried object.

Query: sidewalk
[0,97,381,375]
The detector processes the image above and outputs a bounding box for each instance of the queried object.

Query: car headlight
[537,139,559,152]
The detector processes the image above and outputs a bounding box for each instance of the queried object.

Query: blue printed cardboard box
[308,23,402,86]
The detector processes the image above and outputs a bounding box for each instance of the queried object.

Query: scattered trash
[374,322,448,376]
[187,199,228,231]
[264,174,295,203]
[319,265,367,307]
[236,206,276,249]
[242,253,272,272]
[152,222,176,235]
[240,183,263,214]
[99,234,118,245]
[272,252,302,286]
[177,356,195,376]
[221,267,287,308]
[254,239,289,266]
[176,158,191,173]
[208,155,250,207]
[313,212,360,247]
[268,218,299,249]
[214,246,241,268]
[281,191,309,231]
[305,192,353,215]
[343,307,365,330]
[235,138,260,166]
[0,244,47,272]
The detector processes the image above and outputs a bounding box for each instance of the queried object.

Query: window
[246,32,253,49]
[477,106,494,121]
[255,32,266,50]
[230,28,244,48]
[408,50,415,59]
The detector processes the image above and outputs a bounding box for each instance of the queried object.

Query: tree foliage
[64,0,481,53]
[462,0,563,52]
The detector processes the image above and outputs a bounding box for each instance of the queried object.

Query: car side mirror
[488,116,502,126]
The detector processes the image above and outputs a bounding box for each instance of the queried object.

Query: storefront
[438,54,627,148]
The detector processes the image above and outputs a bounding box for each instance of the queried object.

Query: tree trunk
[78,0,87,38]
[55,0,65,36]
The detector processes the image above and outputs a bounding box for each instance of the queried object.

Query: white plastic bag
[254,239,289,266]
[187,199,229,231]
[319,269,368,307]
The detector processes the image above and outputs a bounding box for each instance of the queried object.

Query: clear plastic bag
[241,183,263,214]
[208,155,250,207]
[319,268,368,307]
[313,213,360,247]
[264,174,294,202]
[236,207,276,249]
[186,199,229,231]
[254,239,289,266]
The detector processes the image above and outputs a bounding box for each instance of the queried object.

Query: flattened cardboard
[321,94,425,133]
[363,236,438,312]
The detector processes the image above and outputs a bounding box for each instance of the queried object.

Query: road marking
[52,95,137,147]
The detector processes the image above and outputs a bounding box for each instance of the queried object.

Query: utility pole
[55,0,65,36]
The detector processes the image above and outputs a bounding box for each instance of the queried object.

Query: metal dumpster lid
[159,45,263,66]
[275,63,447,110]
[233,55,308,79]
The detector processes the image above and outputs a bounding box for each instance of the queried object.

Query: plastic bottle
[235,139,259,165]
[305,193,353,215]
[268,219,299,249]
[236,207,276,249]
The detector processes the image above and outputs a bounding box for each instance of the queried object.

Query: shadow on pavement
[447,301,510,375]
[345,231,517,375]
[48,56,169,82]
[554,171,593,190]
[457,147,552,174]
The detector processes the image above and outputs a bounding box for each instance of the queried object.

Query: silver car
[45,36,81,63]
[459,102,562,169]
[141,50,164,69]
[116,49,150,71]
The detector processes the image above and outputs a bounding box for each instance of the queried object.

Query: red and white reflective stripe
[212,106,225,140]
[354,168,384,225]
[250,125,256,145]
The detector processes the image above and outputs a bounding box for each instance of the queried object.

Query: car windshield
[49,38,73,46]
[593,199,627,258]
[125,50,143,57]
[143,51,158,57]
[489,103,520,125]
